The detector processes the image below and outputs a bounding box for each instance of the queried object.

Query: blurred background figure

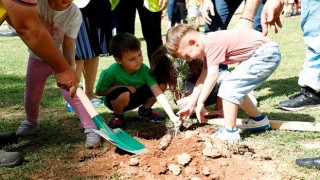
[0,23,17,36]
[283,0,300,17]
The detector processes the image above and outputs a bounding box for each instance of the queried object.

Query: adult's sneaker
[211,128,241,142]
[16,119,37,136]
[238,116,270,132]
[296,157,320,169]
[0,150,24,168]
[279,88,320,111]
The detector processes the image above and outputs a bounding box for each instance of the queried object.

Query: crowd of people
[0,0,319,170]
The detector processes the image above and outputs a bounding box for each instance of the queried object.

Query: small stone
[202,147,222,158]
[159,134,172,150]
[202,166,211,176]
[185,166,197,176]
[129,157,139,166]
[168,164,181,176]
[177,153,192,165]
[190,177,201,180]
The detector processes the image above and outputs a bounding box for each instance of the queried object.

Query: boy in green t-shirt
[96,32,181,129]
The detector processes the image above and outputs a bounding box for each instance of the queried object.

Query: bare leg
[111,92,130,115]
[141,84,166,109]
[222,99,238,130]
[240,95,261,117]
[75,60,84,82]
[83,56,99,99]
[141,97,157,109]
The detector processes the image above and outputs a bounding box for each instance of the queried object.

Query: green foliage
[173,58,189,93]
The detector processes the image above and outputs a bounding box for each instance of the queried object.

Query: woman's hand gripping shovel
[76,88,147,154]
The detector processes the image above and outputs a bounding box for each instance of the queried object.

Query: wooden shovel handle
[76,87,99,118]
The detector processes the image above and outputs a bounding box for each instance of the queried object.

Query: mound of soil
[74,125,278,179]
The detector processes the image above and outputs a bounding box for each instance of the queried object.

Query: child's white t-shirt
[29,0,82,60]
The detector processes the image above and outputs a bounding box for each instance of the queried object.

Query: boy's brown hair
[166,24,196,58]
[109,32,141,59]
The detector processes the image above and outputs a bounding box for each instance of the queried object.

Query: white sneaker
[211,128,241,142]
[16,119,37,136]
[238,116,270,132]
[84,128,101,149]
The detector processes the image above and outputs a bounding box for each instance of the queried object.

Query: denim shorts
[218,42,281,104]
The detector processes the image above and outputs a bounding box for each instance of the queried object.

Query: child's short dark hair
[166,24,195,58]
[109,32,141,59]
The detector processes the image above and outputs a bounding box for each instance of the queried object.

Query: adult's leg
[113,0,136,34]
[278,0,320,110]
[204,0,243,32]
[253,0,266,32]
[167,0,175,21]
[138,6,163,66]
[176,2,187,24]
[298,0,320,92]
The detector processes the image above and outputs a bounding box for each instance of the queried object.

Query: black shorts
[105,84,154,111]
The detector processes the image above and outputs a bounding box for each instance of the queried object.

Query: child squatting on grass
[16,0,101,148]
[166,24,281,142]
[150,45,228,118]
[95,32,181,129]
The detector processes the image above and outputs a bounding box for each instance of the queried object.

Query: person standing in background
[0,22,17,36]
[261,0,320,169]
[68,0,113,112]
[112,0,167,66]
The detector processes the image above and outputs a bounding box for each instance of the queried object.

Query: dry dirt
[72,124,284,179]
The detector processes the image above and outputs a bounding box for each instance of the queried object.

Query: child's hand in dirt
[195,104,208,123]
[172,116,182,128]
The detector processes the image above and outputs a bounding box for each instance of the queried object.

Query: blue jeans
[204,0,266,33]
[167,0,175,21]
[298,0,320,92]
[218,43,281,104]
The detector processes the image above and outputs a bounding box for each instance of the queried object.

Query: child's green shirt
[96,62,157,94]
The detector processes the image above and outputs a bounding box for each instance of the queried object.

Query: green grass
[0,13,320,179]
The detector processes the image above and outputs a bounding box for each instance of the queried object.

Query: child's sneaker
[238,116,270,132]
[16,119,37,136]
[211,128,241,142]
[90,98,103,107]
[65,102,74,113]
[108,114,125,129]
[84,128,101,148]
[138,107,165,122]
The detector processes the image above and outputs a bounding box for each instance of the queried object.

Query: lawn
[0,10,320,179]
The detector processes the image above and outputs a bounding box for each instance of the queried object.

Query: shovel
[76,88,147,154]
